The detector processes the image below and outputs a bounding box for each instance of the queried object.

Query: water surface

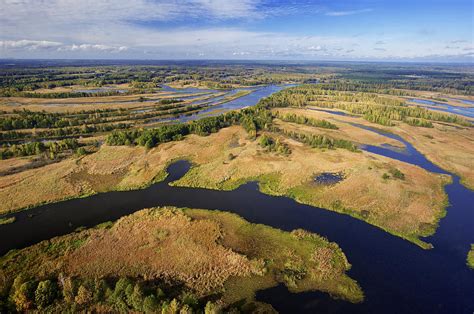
[407,98,474,119]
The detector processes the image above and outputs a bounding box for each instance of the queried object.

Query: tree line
[275,112,338,129]
[106,107,273,149]
[0,123,130,143]
[280,129,359,152]
[0,138,80,160]
[3,273,223,313]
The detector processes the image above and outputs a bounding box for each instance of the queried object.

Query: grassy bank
[0,217,15,225]
[468,245,474,269]
[0,206,362,312]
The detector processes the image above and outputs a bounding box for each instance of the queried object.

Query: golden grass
[0,91,215,113]
[392,123,474,190]
[0,206,363,305]
[0,145,167,213]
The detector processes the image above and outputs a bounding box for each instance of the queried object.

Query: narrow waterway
[407,98,474,120]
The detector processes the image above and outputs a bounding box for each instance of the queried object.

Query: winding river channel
[1,98,473,313]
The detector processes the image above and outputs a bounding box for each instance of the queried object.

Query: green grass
[0,217,16,225]
[468,245,474,269]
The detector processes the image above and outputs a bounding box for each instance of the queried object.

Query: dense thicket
[2,273,223,313]
[0,138,80,160]
[258,134,291,155]
[106,107,272,148]
[0,123,130,143]
[275,112,338,129]
[281,129,359,152]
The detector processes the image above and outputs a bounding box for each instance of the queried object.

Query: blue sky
[0,0,472,61]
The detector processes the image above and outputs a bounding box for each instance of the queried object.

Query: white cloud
[0,40,62,50]
[0,39,127,53]
[59,44,128,53]
[307,45,323,51]
[325,8,373,17]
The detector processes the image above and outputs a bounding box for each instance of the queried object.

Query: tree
[130,283,145,310]
[35,280,57,309]
[60,276,76,303]
[204,301,221,314]
[143,295,160,313]
[76,147,87,156]
[110,277,132,311]
[168,298,180,314]
[75,285,92,306]
[179,304,193,314]
[92,278,109,303]
[12,281,35,311]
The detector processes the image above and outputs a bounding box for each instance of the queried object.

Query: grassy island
[0,206,362,312]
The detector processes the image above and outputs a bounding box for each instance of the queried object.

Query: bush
[12,281,36,311]
[389,168,405,180]
[76,147,87,156]
[75,285,92,305]
[35,280,57,309]
[259,134,291,156]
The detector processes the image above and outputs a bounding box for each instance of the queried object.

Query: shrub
[12,281,36,311]
[35,280,57,309]
[389,168,405,180]
[75,285,92,306]
[76,147,87,156]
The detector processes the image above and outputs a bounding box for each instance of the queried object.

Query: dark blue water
[0,110,473,313]
[314,172,344,185]
[408,98,474,119]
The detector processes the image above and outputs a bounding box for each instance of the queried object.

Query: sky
[0,0,473,61]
